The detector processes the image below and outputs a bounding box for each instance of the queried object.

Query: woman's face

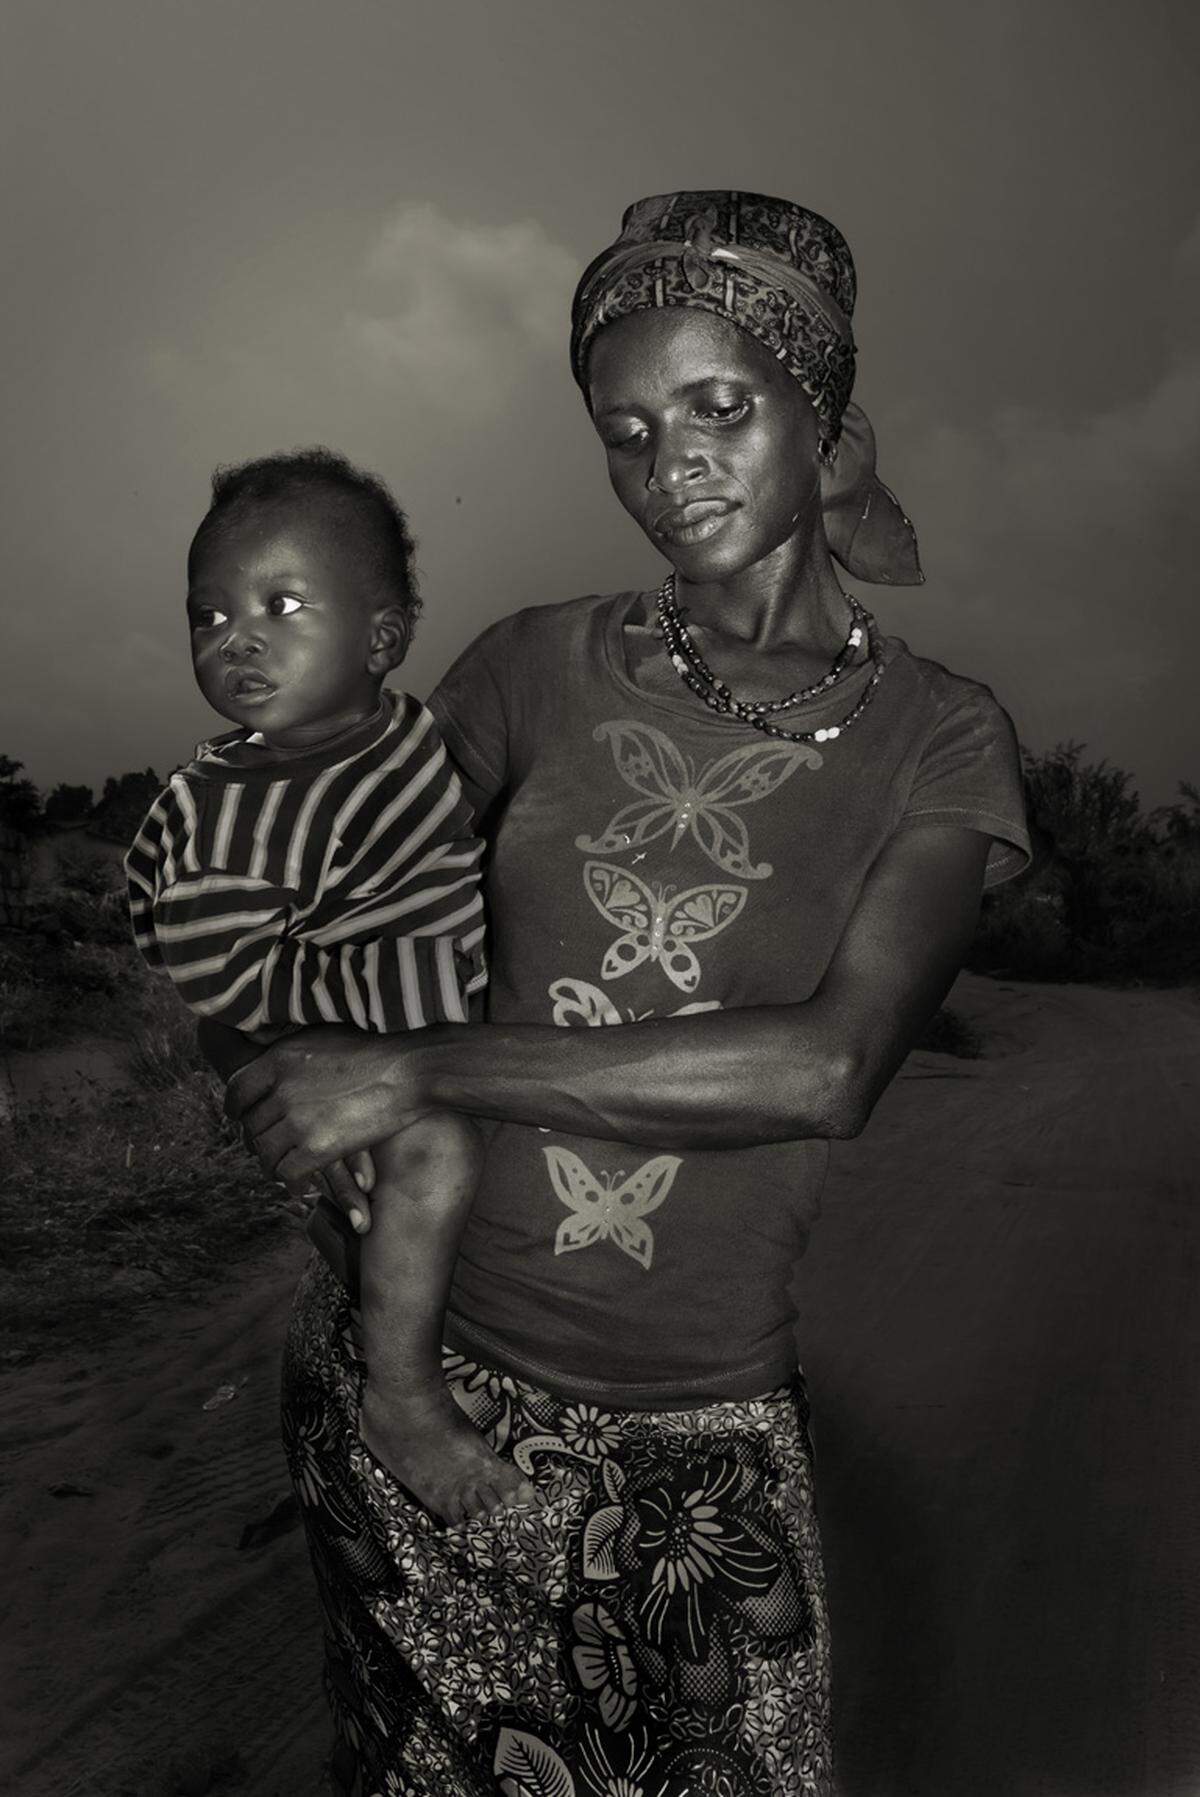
[586,307,823,584]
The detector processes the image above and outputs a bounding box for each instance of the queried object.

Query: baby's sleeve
[897,682,1031,888]
[124,788,176,967]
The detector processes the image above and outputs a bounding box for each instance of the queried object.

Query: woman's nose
[647,436,708,495]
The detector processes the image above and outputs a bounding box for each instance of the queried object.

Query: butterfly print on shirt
[543,1145,681,1270]
[582,861,746,994]
[575,718,821,880]
[548,975,721,1026]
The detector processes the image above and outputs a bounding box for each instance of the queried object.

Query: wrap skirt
[281,1256,833,1796]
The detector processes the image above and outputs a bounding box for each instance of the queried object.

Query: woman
[225,191,1029,1797]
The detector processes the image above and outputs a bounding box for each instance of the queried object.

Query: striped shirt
[125,692,486,1034]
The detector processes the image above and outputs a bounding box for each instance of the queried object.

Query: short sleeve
[898,684,1031,888]
[427,614,516,812]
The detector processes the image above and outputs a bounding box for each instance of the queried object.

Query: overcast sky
[2,0,1198,806]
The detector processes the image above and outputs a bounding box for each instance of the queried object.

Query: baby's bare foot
[359,1381,538,1523]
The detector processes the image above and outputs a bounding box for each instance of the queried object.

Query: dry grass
[0,1066,300,1362]
[0,850,307,1362]
[0,929,305,1361]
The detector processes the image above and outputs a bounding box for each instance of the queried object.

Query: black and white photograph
[2,3,1198,1793]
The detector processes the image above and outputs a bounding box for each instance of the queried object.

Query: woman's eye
[191,607,227,630]
[604,424,648,453]
[269,594,305,616]
[700,399,750,423]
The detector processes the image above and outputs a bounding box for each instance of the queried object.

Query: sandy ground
[2,973,1198,1797]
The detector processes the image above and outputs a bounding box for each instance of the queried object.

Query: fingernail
[349,1208,366,1232]
[353,1171,368,1190]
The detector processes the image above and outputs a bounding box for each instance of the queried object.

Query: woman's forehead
[587,307,782,404]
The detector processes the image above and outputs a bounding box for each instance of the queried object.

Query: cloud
[875,215,1200,800]
[909,353,1200,582]
[341,202,579,417]
[899,210,1199,592]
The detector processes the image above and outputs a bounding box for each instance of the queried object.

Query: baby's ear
[368,606,411,674]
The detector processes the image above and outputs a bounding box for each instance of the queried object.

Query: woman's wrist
[412,1024,477,1116]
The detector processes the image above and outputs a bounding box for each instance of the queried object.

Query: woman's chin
[661,540,758,587]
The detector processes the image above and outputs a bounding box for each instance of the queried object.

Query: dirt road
[796,975,1200,1796]
[2,974,1198,1795]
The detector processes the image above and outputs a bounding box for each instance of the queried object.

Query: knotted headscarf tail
[570,190,923,587]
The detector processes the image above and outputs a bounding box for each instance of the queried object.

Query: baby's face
[187,504,386,750]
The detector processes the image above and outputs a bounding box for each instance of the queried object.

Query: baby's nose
[220,630,263,661]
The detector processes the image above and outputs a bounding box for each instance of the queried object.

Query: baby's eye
[268,594,305,616]
[190,607,228,630]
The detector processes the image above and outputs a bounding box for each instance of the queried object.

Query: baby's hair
[192,447,422,632]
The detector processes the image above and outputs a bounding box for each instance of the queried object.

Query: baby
[126,448,535,1522]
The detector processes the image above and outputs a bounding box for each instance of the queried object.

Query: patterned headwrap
[570,190,923,585]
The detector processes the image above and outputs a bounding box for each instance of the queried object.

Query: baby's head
[187,448,420,750]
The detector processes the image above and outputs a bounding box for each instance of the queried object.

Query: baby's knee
[374,1116,481,1197]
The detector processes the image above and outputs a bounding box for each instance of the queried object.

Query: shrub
[124,975,211,1088]
[0,933,140,1050]
[967,745,1200,986]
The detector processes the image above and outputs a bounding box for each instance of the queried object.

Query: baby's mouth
[225,671,276,700]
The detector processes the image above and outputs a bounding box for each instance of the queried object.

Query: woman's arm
[227,823,990,1189]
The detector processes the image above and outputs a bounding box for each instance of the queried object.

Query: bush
[124,975,211,1088]
[967,745,1200,986]
[0,933,140,1050]
[36,846,132,945]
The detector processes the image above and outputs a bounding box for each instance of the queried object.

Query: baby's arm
[142,873,480,1036]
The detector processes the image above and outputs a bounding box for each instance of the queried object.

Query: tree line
[3,743,1198,984]
[0,758,161,840]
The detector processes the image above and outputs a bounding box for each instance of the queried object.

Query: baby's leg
[356,1113,537,1522]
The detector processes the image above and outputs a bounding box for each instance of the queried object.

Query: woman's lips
[652,499,738,545]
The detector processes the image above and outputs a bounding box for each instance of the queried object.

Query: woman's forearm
[408,826,986,1152]
[224,829,983,1183]
[415,1001,864,1151]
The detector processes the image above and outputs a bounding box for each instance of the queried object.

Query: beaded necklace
[654,573,886,745]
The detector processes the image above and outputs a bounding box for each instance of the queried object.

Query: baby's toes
[462,1481,495,1520]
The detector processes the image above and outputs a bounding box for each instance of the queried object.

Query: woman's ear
[367,606,411,674]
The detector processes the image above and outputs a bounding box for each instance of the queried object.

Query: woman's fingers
[321,1159,374,1232]
[274,1144,329,1195]
[224,1054,277,1120]
[248,1118,309,1180]
[347,1149,376,1194]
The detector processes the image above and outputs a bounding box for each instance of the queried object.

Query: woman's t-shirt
[429,591,1030,1407]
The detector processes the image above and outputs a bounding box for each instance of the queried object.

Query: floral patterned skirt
[281,1255,833,1797]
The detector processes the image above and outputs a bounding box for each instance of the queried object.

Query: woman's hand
[197,1019,381,1226]
[224,1026,429,1194]
[312,1150,377,1233]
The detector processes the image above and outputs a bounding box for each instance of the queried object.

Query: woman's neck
[674,525,850,659]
